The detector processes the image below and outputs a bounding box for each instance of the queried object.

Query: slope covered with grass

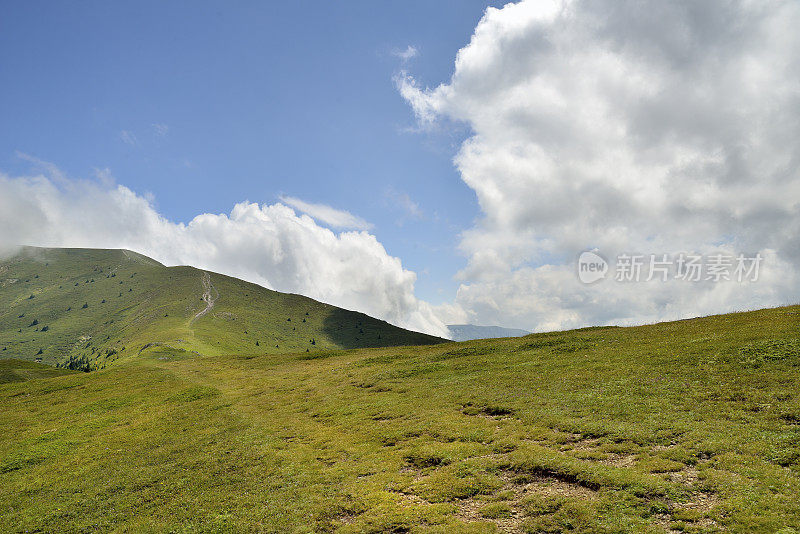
[1,305,798,532]
[0,247,444,369]
[0,358,76,384]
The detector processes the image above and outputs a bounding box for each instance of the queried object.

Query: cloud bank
[400,0,800,330]
[0,169,448,337]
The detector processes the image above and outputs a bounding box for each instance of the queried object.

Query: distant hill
[447,324,531,341]
[0,247,445,369]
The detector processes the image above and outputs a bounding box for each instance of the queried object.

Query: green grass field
[0,358,76,384]
[1,304,798,532]
[0,247,444,369]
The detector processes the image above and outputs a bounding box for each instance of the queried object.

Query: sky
[1,0,799,338]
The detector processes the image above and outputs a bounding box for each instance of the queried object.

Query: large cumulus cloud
[400,0,800,330]
[0,169,448,337]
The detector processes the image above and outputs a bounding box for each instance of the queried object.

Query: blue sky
[0,0,503,304]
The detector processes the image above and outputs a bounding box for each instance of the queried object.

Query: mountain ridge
[0,246,446,369]
[447,323,531,341]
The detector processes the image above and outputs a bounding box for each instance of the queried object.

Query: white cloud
[393,45,418,63]
[401,0,800,331]
[119,130,138,146]
[15,151,68,182]
[152,123,169,137]
[385,188,423,221]
[0,168,448,337]
[279,195,373,230]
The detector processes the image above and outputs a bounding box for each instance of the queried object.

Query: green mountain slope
[0,305,798,532]
[0,247,444,369]
[0,359,76,384]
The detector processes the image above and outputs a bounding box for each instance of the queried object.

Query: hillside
[0,247,444,369]
[0,358,76,384]
[1,305,798,532]
[448,324,531,342]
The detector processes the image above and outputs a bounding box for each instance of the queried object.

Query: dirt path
[191,271,217,323]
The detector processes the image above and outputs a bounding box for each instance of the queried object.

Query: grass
[0,304,798,532]
[0,247,444,369]
[0,358,76,384]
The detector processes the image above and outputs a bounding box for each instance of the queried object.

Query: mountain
[447,323,531,341]
[0,246,445,369]
[1,305,798,531]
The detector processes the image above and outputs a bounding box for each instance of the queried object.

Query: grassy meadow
[1,305,799,532]
[0,358,76,384]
